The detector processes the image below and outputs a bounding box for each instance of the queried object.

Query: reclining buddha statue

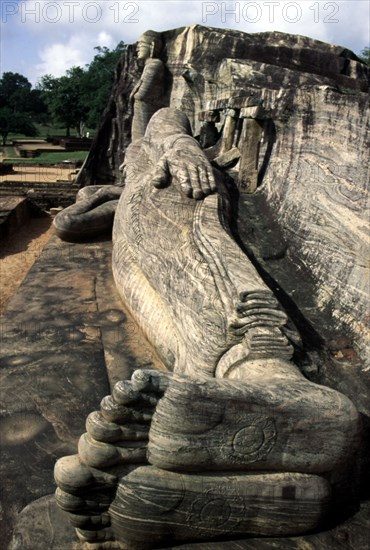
[54,107,360,549]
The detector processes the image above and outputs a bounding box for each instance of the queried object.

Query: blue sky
[1,1,369,86]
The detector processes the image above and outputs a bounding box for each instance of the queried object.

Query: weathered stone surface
[78,25,369,364]
[237,117,262,192]
[53,185,123,242]
[54,106,362,548]
[3,24,368,550]
[79,25,368,184]
[130,30,167,141]
[75,25,369,490]
[167,501,370,550]
[148,373,359,475]
[9,495,76,550]
[0,196,31,239]
[110,467,331,544]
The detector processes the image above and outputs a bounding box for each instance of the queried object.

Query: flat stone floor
[0,234,162,549]
[0,235,369,549]
[0,215,53,313]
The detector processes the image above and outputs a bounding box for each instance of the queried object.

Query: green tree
[0,72,41,144]
[39,42,125,135]
[83,41,126,129]
[39,67,89,136]
[28,88,49,124]
[38,42,125,135]
[358,47,370,66]
[0,107,37,145]
[0,72,31,110]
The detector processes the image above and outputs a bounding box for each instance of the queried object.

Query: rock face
[78,23,369,415]
[61,25,370,548]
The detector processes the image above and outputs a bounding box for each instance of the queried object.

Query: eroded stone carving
[54,107,360,548]
[53,185,123,241]
[77,25,369,380]
[53,30,166,242]
[130,30,166,142]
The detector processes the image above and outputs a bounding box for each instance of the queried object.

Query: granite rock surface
[77,24,369,486]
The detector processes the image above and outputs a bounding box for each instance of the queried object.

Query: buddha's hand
[151,135,217,200]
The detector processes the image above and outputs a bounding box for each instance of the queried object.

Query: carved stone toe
[68,512,111,529]
[86,411,149,443]
[55,487,113,513]
[76,526,115,543]
[55,454,118,494]
[78,433,147,469]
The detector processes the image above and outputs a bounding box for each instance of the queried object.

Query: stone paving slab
[0,196,30,239]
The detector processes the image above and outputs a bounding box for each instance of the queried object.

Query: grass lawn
[8,124,95,141]
[0,145,88,164]
[1,146,17,158]
[19,151,88,164]
[0,123,92,164]
[0,124,93,164]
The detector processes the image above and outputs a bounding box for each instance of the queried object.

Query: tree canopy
[38,41,126,136]
[0,41,126,144]
[83,42,126,129]
[358,47,370,66]
[0,72,42,145]
[39,67,89,137]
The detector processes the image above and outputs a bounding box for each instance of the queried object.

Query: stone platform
[0,196,31,240]
[0,235,369,549]
[0,234,161,549]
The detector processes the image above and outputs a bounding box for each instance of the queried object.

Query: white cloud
[324,1,369,50]
[198,0,364,48]
[4,1,368,85]
[34,34,92,80]
[97,31,114,49]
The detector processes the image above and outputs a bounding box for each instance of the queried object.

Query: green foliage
[83,42,126,128]
[0,72,44,145]
[358,47,370,66]
[38,41,126,136]
[1,41,125,142]
[0,71,30,99]
[0,108,38,146]
[39,67,89,137]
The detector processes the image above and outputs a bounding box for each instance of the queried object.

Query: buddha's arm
[132,59,165,103]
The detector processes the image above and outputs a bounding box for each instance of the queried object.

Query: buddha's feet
[54,369,171,546]
[109,466,331,547]
[55,367,359,548]
[148,369,360,474]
